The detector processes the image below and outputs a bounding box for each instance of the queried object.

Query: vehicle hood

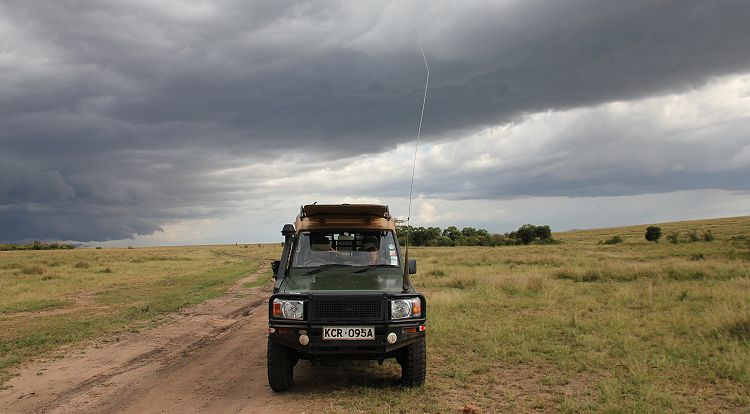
[282,271,403,292]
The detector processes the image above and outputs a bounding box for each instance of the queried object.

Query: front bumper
[268,320,426,357]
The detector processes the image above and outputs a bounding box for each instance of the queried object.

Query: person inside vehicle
[361,235,382,265]
[310,234,334,252]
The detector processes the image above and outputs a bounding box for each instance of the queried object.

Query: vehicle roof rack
[299,204,390,219]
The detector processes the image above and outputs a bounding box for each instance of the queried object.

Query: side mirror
[271,260,280,279]
[408,259,417,275]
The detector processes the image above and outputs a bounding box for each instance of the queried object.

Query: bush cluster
[0,241,76,251]
[599,235,624,245]
[666,229,716,244]
[396,224,555,247]
[645,226,662,242]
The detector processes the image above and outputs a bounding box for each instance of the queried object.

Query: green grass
[0,244,272,384]
[0,299,72,314]
[243,266,275,289]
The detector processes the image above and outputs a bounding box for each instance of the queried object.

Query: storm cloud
[1,0,750,242]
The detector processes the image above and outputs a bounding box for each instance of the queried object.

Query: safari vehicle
[267,204,426,391]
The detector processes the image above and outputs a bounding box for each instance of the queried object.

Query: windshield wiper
[302,264,352,276]
[354,264,398,273]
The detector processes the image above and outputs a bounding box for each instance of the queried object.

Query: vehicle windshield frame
[290,229,401,269]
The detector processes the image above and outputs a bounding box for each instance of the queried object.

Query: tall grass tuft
[427,269,447,278]
[446,277,477,289]
[725,316,750,341]
[526,275,546,293]
[20,265,45,275]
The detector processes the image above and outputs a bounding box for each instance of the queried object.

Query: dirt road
[0,264,395,414]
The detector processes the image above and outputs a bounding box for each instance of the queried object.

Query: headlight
[391,298,422,319]
[272,299,304,320]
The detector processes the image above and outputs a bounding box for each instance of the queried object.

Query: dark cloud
[1,0,750,241]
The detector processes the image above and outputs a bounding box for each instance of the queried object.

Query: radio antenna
[403,31,429,293]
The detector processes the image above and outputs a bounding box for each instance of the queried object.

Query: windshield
[291,230,400,268]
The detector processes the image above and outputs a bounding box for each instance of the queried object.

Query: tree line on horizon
[396,224,555,247]
[0,241,76,251]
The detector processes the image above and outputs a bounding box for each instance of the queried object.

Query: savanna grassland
[0,244,274,385]
[1,216,749,413]
[315,216,750,413]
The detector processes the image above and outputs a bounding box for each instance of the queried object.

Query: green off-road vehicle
[267,204,426,391]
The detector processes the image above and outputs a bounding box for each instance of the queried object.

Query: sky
[1,0,749,245]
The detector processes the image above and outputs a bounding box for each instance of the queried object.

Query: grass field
[0,244,272,385]
[308,216,750,413]
[1,216,749,412]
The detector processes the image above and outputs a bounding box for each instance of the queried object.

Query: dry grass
[312,215,750,413]
[0,244,273,384]
[2,215,749,412]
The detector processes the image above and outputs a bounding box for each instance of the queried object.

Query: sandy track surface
[0,264,342,414]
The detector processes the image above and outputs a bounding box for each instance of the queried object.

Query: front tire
[400,337,426,386]
[267,338,294,392]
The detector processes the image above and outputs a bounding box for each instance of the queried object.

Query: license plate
[323,326,375,340]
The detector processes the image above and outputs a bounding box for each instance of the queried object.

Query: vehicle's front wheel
[267,338,295,392]
[400,337,426,386]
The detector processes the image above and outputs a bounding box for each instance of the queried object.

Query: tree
[533,225,552,241]
[461,227,478,238]
[645,226,662,242]
[442,226,462,242]
[515,224,538,245]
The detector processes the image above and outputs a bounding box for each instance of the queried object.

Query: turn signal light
[412,299,422,317]
[273,301,281,316]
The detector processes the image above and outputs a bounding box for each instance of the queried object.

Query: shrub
[73,261,90,269]
[703,230,715,242]
[687,230,700,242]
[666,232,680,244]
[645,226,662,242]
[602,235,623,245]
[507,224,556,245]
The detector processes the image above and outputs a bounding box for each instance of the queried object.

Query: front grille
[311,296,384,321]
